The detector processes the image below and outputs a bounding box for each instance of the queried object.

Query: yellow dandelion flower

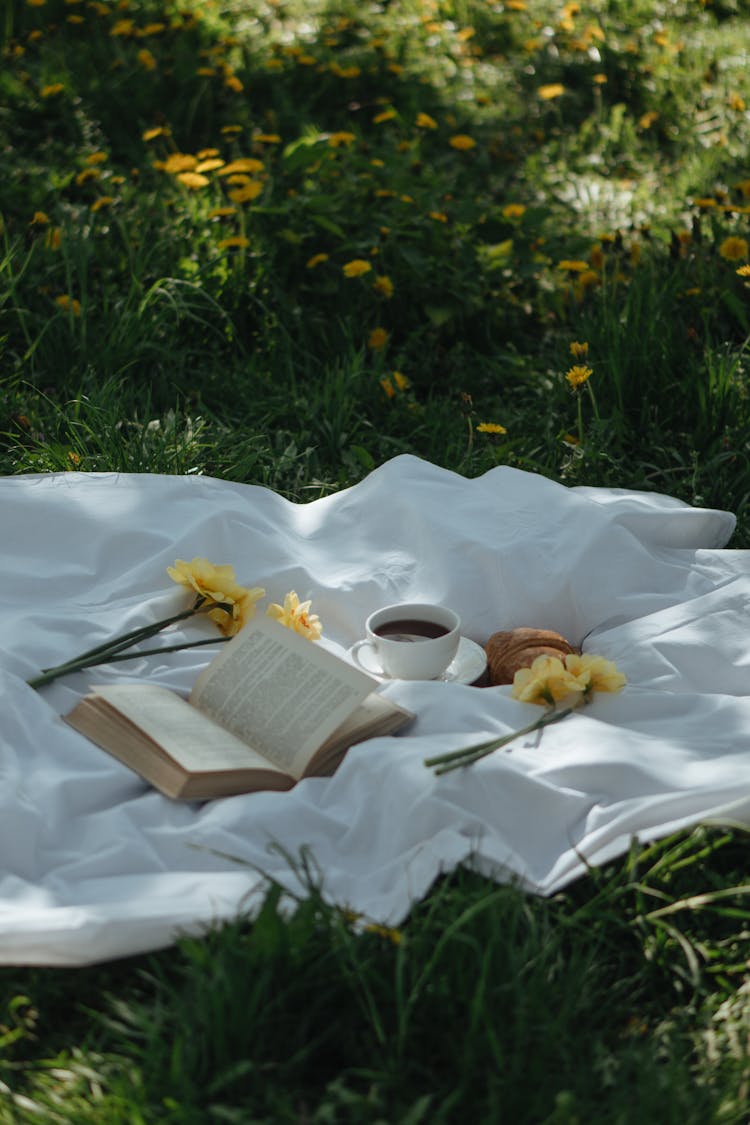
[476,422,507,434]
[46,227,61,250]
[373,275,394,298]
[30,210,50,225]
[505,0,527,8]
[90,196,114,211]
[569,340,589,359]
[428,210,448,222]
[254,133,281,143]
[86,151,108,165]
[719,236,749,261]
[736,264,750,277]
[380,376,395,399]
[208,206,238,219]
[109,18,134,36]
[266,591,322,641]
[40,83,65,98]
[306,253,329,269]
[729,93,746,112]
[217,236,250,249]
[328,131,356,147]
[449,134,476,151]
[392,371,409,392]
[502,203,526,219]
[343,259,372,278]
[197,147,220,159]
[141,22,166,35]
[593,73,607,84]
[330,63,361,78]
[177,171,210,189]
[162,153,198,174]
[55,294,81,316]
[373,108,397,124]
[195,158,224,173]
[228,182,264,203]
[566,364,593,388]
[639,111,658,129]
[75,167,100,186]
[368,326,389,349]
[557,259,589,272]
[416,112,438,129]
[218,158,265,176]
[538,83,565,100]
[220,124,243,136]
[225,75,244,93]
[142,126,170,141]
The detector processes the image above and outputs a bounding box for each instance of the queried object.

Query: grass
[2,0,750,1119]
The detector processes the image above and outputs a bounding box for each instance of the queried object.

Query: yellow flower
[40,83,65,98]
[137,48,157,71]
[392,371,409,392]
[368,327,389,350]
[30,210,50,225]
[373,275,394,298]
[177,171,210,189]
[266,591,322,640]
[569,340,589,359]
[538,83,565,100]
[449,134,476,150]
[476,422,507,434]
[557,259,589,272]
[167,558,265,637]
[380,376,395,399]
[161,153,198,174]
[328,131,357,147]
[343,259,372,278]
[90,196,114,212]
[75,167,100,186]
[195,158,225,173]
[254,133,281,143]
[228,182,264,203]
[566,364,593,388]
[719,236,749,262]
[639,111,658,129]
[217,236,250,249]
[142,126,170,141]
[218,158,265,175]
[306,253,329,269]
[736,264,750,277]
[512,655,584,706]
[416,112,438,129]
[502,204,526,219]
[373,108,397,124]
[564,653,626,696]
[86,151,108,165]
[208,206,238,219]
[55,294,81,316]
[428,210,448,223]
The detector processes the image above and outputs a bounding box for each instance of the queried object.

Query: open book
[65,615,414,800]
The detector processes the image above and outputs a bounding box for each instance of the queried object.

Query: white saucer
[348,635,487,684]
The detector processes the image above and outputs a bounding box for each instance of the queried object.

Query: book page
[190,615,376,778]
[87,685,287,775]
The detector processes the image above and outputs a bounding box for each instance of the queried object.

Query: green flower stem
[39,598,207,672]
[425,706,576,775]
[92,636,230,664]
[27,597,235,690]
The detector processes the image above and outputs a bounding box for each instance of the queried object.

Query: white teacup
[354,602,461,680]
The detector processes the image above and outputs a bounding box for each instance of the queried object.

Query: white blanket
[2,456,749,966]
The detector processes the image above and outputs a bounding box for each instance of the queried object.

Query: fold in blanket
[0,456,747,966]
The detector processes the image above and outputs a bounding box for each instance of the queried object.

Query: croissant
[485,627,577,686]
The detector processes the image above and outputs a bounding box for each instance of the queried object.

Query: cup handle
[349,638,373,673]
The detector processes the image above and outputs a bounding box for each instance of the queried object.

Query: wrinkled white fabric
[1,455,747,966]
